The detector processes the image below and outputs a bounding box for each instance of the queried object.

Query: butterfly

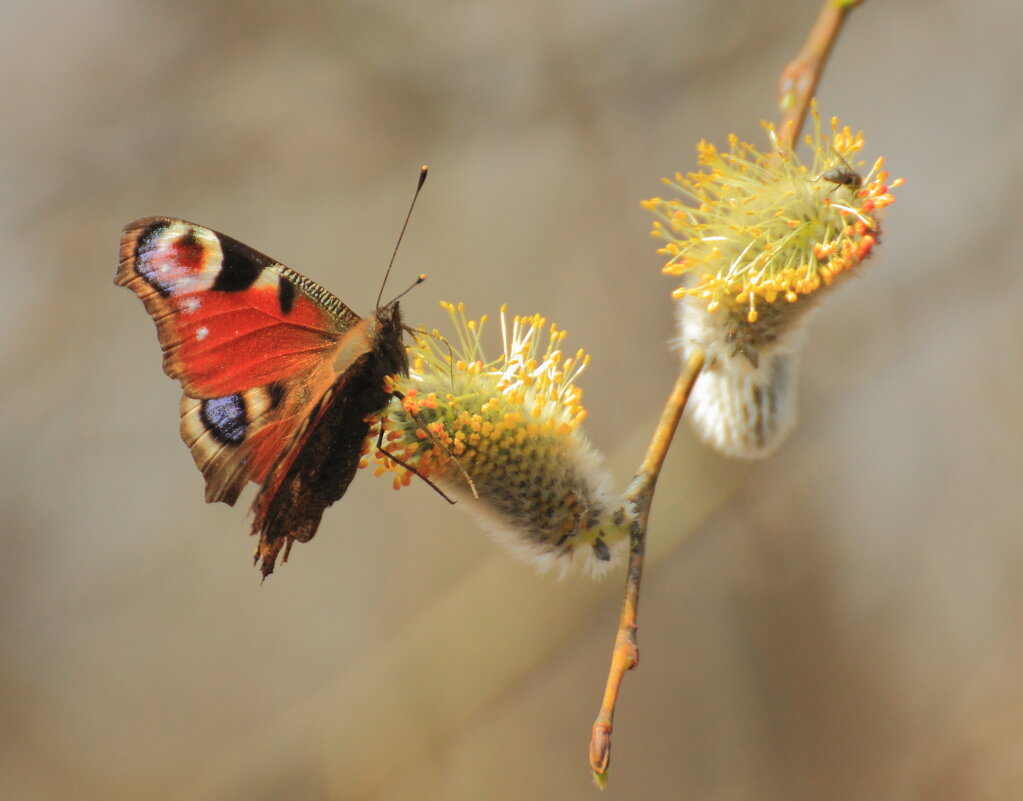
[116,216,410,576]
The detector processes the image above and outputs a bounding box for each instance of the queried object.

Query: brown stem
[776,0,865,149]
[589,348,705,785]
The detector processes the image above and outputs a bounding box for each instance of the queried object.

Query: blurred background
[2,0,1022,799]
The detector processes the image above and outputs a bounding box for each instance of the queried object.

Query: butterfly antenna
[377,165,429,308]
[391,273,427,305]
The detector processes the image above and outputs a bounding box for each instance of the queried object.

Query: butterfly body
[117,217,407,575]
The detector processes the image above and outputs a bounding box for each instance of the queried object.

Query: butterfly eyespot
[133,222,214,297]
[200,394,248,446]
[195,326,209,341]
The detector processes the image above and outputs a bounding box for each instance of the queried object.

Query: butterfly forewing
[117,217,361,397]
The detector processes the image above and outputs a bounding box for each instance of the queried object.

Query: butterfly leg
[374,413,459,505]
[388,390,479,500]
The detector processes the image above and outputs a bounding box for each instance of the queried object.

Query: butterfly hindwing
[178,373,335,504]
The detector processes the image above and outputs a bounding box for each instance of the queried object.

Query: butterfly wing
[117,216,362,505]
[251,328,396,575]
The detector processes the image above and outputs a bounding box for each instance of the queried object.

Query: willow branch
[777,0,865,149]
[588,347,705,785]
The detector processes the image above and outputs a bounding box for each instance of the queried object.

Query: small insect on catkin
[645,106,902,457]
[370,303,631,577]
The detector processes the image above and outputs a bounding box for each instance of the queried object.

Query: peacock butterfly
[116,214,412,576]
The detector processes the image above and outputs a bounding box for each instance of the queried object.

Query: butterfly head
[373,300,409,377]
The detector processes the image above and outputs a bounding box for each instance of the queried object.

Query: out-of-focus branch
[777,0,865,149]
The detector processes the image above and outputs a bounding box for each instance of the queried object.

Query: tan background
[2,1,1022,799]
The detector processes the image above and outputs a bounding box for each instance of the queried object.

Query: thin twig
[589,348,705,785]
[776,0,865,149]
